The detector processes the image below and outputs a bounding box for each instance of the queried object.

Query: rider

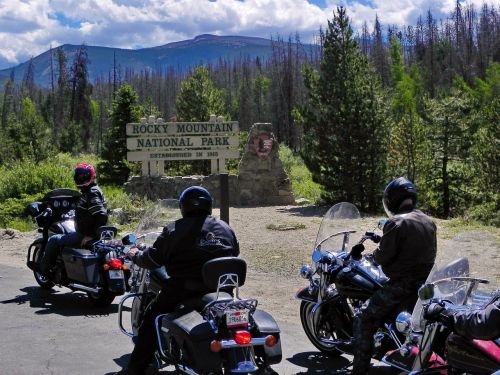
[39,163,108,276]
[116,186,240,375]
[352,177,437,374]
[425,295,500,340]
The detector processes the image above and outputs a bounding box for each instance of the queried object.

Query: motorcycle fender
[27,237,44,263]
[252,309,282,365]
[296,285,318,303]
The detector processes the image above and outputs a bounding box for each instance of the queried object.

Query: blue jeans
[39,232,84,274]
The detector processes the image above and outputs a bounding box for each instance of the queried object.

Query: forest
[0,3,498,226]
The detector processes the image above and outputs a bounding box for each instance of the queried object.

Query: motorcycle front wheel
[32,244,55,290]
[300,300,350,356]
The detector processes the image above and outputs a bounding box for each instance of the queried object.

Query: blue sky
[0,0,496,70]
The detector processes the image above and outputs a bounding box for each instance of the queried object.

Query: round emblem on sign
[252,134,273,160]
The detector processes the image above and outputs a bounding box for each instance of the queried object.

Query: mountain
[0,34,275,87]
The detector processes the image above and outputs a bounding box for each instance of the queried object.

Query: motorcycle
[296,202,406,360]
[117,200,282,374]
[25,188,130,306]
[383,256,500,374]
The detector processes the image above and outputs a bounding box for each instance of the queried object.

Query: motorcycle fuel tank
[446,334,500,374]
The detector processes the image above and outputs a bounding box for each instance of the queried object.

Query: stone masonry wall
[124,123,295,206]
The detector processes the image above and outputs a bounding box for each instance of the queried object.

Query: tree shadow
[275,206,329,218]
[0,286,123,317]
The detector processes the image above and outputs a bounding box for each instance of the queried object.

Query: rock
[1,229,21,240]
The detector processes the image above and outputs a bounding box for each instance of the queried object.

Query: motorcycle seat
[179,292,234,312]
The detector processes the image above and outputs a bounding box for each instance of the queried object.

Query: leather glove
[350,244,365,260]
[364,232,381,243]
[424,302,454,328]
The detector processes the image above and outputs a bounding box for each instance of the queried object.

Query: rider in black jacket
[39,163,108,276]
[352,177,437,374]
[425,295,500,340]
[116,186,239,375]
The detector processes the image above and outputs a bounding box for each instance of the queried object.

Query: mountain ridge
[0,34,276,87]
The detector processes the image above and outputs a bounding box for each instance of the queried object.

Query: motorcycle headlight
[300,264,313,279]
[395,311,412,334]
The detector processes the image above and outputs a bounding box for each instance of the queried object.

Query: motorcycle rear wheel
[87,290,115,306]
[32,244,55,290]
[300,300,348,356]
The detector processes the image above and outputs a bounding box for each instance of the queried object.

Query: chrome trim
[118,292,146,337]
[68,283,100,294]
[155,313,171,359]
[229,360,259,373]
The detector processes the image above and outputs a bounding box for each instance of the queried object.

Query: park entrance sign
[126,115,240,176]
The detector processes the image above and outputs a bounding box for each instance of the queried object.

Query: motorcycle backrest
[97,226,118,240]
[202,257,247,290]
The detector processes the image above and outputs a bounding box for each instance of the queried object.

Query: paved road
[0,265,396,375]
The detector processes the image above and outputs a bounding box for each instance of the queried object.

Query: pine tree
[175,66,226,121]
[296,7,387,210]
[98,83,141,184]
[70,44,93,152]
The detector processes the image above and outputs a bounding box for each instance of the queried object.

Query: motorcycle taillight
[234,330,252,345]
[108,258,123,270]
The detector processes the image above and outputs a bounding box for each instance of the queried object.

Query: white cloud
[0,0,498,69]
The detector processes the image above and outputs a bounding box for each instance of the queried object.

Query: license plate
[226,310,249,328]
[109,270,124,279]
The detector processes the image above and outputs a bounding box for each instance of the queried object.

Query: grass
[439,217,500,240]
[266,222,306,231]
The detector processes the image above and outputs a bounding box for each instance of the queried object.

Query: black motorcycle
[26,188,130,306]
[296,202,405,359]
[118,201,282,374]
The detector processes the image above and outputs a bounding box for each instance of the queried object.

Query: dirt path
[1,205,499,324]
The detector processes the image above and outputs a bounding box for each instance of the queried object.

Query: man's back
[148,215,240,280]
[374,209,437,282]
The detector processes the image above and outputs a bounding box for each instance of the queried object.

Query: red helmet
[74,163,96,187]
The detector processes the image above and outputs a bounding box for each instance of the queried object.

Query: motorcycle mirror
[377,219,388,230]
[312,249,322,263]
[27,202,42,216]
[418,283,435,300]
[122,234,137,245]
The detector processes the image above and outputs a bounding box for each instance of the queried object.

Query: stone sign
[237,123,294,205]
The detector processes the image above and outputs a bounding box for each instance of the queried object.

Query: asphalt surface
[0,264,396,375]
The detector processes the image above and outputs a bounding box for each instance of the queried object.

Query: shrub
[279,144,323,204]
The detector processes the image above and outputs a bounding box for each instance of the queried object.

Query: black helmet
[383,177,417,216]
[179,186,213,217]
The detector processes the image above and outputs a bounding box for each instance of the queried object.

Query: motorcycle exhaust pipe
[68,283,101,294]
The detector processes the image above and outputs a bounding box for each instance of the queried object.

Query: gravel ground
[1,205,499,324]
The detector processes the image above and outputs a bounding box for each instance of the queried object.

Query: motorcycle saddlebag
[252,309,282,365]
[162,310,221,372]
[62,248,100,284]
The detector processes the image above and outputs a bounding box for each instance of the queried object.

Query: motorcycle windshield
[410,257,471,332]
[133,199,182,247]
[314,202,362,253]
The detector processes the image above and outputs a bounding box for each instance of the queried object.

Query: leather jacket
[373,208,437,283]
[453,296,500,340]
[133,214,240,282]
[74,184,108,237]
